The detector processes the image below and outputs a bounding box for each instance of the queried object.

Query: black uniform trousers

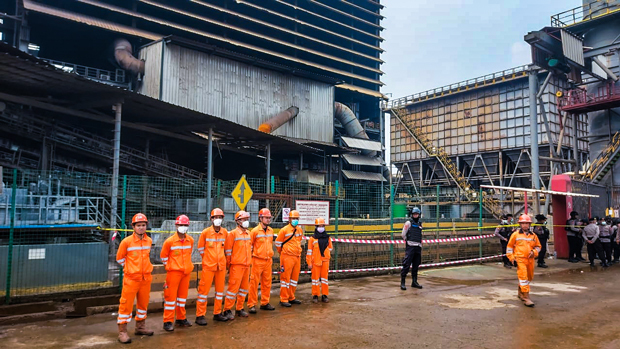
[601,241,612,263]
[613,240,620,262]
[567,235,583,260]
[401,245,422,278]
[500,239,510,265]
[537,237,548,265]
[586,239,606,264]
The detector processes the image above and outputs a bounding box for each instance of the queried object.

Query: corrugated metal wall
[391,74,588,163]
[139,42,334,143]
[138,41,163,99]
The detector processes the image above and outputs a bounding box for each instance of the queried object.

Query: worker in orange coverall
[275,210,304,307]
[115,213,154,344]
[195,208,229,325]
[223,210,253,320]
[247,208,276,314]
[506,214,541,307]
[307,217,333,303]
[160,215,194,331]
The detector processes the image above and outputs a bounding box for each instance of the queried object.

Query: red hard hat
[289,210,300,219]
[235,210,250,220]
[176,214,190,225]
[259,208,272,218]
[132,213,148,225]
[315,217,325,225]
[211,208,224,218]
[518,214,532,223]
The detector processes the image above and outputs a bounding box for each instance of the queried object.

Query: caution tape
[303,234,496,245]
[272,254,505,274]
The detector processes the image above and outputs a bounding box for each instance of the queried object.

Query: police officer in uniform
[566,211,584,263]
[533,214,550,268]
[494,215,514,268]
[599,216,613,265]
[583,217,609,267]
[400,207,423,290]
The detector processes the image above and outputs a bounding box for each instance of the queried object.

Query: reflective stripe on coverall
[116,233,153,324]
[161,233,194,322]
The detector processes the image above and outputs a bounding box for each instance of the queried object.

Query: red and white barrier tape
[302,234,496,245]
[273,254,505,274]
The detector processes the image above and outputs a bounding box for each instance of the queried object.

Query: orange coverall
[275,225,304,302]
[248,224,275,308]
[307,237,333,296]
[196,226,228,316]
[224,227,252,311]
[506,229,542,293]
[116,233,153,325]
[160,233,194,323]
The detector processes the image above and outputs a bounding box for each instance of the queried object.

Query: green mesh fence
[1,168,506,302]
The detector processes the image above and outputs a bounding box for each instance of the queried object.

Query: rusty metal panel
[151,43,334,143]
[137,41,162,100]
[561,29,585,66]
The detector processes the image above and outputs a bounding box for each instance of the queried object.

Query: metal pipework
[258,106,299,133]
[334,102,375,156]
[114,39,145,75]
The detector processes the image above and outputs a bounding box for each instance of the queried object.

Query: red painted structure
[551,174,573,259]
[559,83,620,113]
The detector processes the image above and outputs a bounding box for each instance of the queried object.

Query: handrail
[551,2,620,28]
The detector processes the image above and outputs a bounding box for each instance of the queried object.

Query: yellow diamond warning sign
[232,175,253,210]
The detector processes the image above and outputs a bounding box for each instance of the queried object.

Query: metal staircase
[0,111,204,179]
[584,131,620,183]
[390,107,503,218]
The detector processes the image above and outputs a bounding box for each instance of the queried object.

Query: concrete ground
[1,259,618,349]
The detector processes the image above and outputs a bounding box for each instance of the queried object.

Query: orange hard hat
[211,208,224,218]
[176,214,190,225]
[132,213,148,225]
[235,210,250,220]
[518,214,532,223]
[289,210,300,219]
[315,217,325,225]
[259,208,272,218]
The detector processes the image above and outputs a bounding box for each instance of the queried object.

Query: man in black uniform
[566,211,584,263]
[400,207,423,291]
[533,214,550,268]
[494,215,514,268]
[612,219,620,264]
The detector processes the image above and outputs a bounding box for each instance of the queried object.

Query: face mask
[602,221,607,226]
[177,226,189,234]
[242,221,250,229]
[501,220,508,225]
[317,227,325,233]
[213,218,222,227]
[291,220,299,227]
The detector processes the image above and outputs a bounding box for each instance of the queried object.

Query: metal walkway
[584,132,620,183]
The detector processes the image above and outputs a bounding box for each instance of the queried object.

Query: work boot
[248,306,257,314]
[577,256,586,261]
[213,313,228,322]
[400,276,407,290]
[312,295,319,303]
[118,324,131,344]
[279,301,292,307]
[517,286,525,301]
[321,295,329,303]
[236,309,249,318]
[163,322,174,332]
[195,316,207,326]
[135,320,154,336]
[503,263,512,269]
[290,299,302,305]
[411,276,423,289]
[175,319,192,327]
[538,263,548,268]
[522,292,535,307]
[260,304,275,311]
[223,309,235,321]
[568,258,579,263]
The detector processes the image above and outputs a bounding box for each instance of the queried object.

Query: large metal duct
[258,106,299,133]
[334,102,375,156]
[113,39,145,75]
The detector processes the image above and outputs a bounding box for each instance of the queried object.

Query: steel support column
[529,68,540,213]
[110,102,122,230]
[207,127,214,216]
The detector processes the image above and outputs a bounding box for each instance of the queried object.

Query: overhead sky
[381,0,582,169]
[381,0,582,99]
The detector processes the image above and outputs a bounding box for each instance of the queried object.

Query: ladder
[390,107,503,218]
[584,131,620,183]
